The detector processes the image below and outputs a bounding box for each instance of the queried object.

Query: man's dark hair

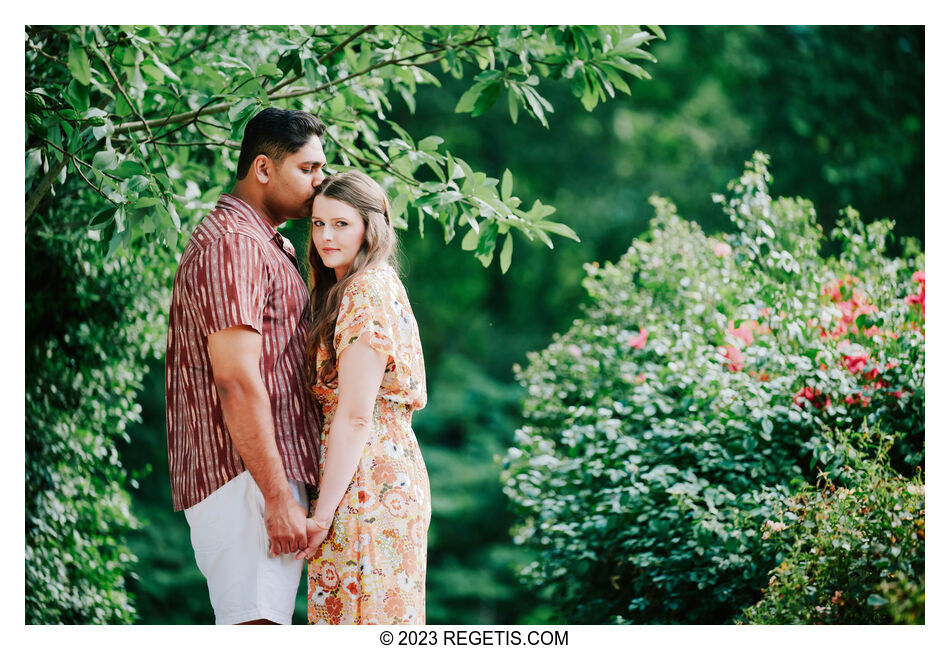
[236,108,326,179]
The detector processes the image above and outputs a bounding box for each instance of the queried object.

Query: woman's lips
[322,247,339,254]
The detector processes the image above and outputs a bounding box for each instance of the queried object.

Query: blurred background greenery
[75,25,922,624]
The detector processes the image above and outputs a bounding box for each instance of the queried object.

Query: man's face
[265,135,327,222]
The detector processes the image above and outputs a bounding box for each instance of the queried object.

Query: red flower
[727,320,754,347]
[845,393,870,408]
[794,386,830,410]
[843,353,870,375]
[717,344,744,372]
[316,560,339,590]
[324,595,343,623]
[912,270,924,284]
[627,328,649,349]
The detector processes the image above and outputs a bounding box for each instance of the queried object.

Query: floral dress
[308,264,430,625]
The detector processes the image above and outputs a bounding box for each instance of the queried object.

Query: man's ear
[251,154,271,184]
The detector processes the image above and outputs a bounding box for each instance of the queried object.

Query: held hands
[295,517,331,560]
[264,495,309,557]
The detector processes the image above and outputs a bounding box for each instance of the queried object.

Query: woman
[298,171,430,624]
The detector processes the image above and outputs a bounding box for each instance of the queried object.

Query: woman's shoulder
[348,264,401,291]
[342,264,403,302]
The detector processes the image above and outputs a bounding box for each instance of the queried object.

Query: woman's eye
[336,221,347,228]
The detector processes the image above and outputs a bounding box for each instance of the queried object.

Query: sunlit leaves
[26,24,660,268]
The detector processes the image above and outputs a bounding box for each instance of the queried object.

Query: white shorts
[183,470,308,625]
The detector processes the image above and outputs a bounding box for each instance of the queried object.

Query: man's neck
[230,185,284,229]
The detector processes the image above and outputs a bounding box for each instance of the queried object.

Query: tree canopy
[26,25,665,269]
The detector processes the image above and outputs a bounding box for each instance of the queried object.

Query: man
[165,108,326,624]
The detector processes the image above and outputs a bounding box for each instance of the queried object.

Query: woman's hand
[296,517,331,560]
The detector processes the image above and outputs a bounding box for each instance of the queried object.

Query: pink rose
[713,242,732,258]
[727,320,754,347]
[627,328,648,350]
[716,344,744,372]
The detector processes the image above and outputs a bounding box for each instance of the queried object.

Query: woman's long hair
[305,171,398,388]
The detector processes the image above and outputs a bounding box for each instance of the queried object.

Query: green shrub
[25,230,173,624]
[501,153,924,623]
[741,431,924,624]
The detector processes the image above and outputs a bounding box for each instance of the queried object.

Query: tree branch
[269,24,376,94]
[113,35,492,136]
[25,157,68,222]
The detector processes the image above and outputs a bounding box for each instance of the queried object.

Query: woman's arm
[297,331,388,560]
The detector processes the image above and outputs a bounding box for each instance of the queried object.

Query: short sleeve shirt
[166,193,320,511]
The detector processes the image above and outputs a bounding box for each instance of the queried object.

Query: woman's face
[311,195,367,280]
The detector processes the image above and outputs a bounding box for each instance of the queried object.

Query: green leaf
[112,160,147,178]
[132,197,160,209]
[501,169,513,202]
[25,149,43,184]
[390,191,409,223]
[88,206,115,230]
[536,221,579,242]
[507,86,520,124]
[500,232,513,274]
[866,594,888,607]
[461,227,479,251]
[65,79,90,111]
[228,97,258,123]
[418,135,444,152]
[68,41,92,85]
[521,87,551,127]
[471,82,501,117]
[92,149,119,170]
[605,58,651,79]
[614,31,652,54]
[140,62,165,85]
[167,202,181,229]
[152,55,181,82]
[256,62,282,78]
[126,175,150,193]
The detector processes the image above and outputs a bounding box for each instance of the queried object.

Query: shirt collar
[216,193,299,264]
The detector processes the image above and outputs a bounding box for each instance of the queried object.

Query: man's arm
[207,325,307,556]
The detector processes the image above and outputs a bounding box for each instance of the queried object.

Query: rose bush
[501,153,924,623]
[740,429,924,625]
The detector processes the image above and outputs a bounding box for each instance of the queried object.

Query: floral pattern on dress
[308,264,430,625]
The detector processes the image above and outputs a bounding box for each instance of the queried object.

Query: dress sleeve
[191,233,268,336]
[334,270,397,366]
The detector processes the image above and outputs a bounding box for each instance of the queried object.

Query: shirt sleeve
[334,270,397,366]
[191,233,269,336]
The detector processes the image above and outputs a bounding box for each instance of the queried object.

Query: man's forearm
[215,376,291,502]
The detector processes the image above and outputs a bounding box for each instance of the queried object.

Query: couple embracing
[165,108,430,625]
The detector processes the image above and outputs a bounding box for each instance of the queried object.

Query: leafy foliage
[25,231,174,623]
[741,430,924,624]
[501,154,924,623]
[25,25,664,270]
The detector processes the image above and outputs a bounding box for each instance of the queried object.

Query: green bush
[741,430,924,624]
[501,153,924,623]
[25,230,173,624]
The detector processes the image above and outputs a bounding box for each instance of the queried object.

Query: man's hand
[264,495,309,557]
[295,518,330,560]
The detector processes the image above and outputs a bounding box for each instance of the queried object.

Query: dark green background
[118,26,923,624]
